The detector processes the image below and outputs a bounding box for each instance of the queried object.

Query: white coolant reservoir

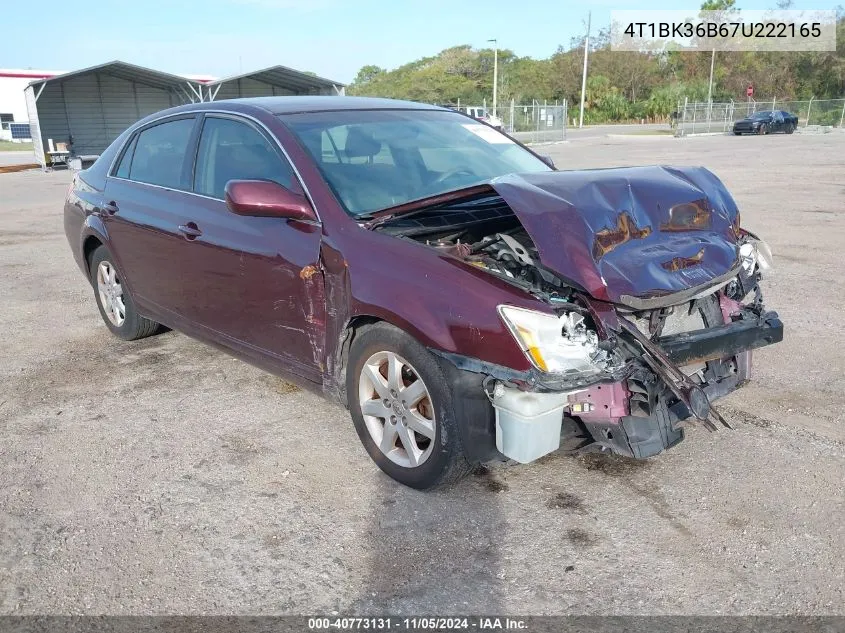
[491,385,570,464]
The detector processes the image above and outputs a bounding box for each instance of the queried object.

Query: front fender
[344,232,548,372]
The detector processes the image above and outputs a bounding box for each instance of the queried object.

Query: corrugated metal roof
[27,60,201,91]
[206,65,345,92]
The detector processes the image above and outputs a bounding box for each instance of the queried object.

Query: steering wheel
[432,168,477,185]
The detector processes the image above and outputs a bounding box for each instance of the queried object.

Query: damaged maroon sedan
[64,97,783,489]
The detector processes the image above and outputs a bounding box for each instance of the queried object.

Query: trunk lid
[488,166,741,308]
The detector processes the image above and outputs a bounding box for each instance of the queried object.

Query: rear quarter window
[127,117,196,189]
[113,135,138,179]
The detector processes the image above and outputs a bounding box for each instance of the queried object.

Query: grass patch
[0,141,34,151]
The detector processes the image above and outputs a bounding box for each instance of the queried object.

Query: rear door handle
[178,222,203,240]
[102,201,119,215]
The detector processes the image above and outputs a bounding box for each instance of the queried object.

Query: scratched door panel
[172,194,325,380]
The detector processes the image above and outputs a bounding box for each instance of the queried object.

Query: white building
[0,69,65,140]
[0,69,65,120]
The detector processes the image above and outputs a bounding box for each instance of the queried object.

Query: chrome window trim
[106,108,322,224]
[105,175,321,226]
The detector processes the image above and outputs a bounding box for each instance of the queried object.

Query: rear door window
[193,116,295,199]
[128,117,196,189]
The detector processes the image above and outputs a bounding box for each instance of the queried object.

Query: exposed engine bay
[377,195,572,298]
[428,227,563,295]
[371,170,783,463]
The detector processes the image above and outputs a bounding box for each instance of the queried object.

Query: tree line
[347,9,844,123]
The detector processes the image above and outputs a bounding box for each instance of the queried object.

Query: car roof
[183,96,450,115]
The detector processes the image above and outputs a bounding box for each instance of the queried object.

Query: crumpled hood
[490,166,741,308]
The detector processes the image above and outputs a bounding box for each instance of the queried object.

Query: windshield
[751,111,773,120]
[280,109,551,217]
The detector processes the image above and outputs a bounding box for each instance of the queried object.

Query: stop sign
[747,85,754,97]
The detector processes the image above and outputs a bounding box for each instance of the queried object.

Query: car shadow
[346,465,507,615]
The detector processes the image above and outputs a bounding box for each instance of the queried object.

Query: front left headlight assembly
[497,305,617,377]
[739,237,774,274]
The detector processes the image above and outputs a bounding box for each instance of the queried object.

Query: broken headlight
[498,305,618,376]
[739,235,774,274]
[729,233,774,303]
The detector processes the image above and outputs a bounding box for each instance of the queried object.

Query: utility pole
[578,12,591,128]
[706,49,716,122]
[488,38,498,117]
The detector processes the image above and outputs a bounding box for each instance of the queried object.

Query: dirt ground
[0,132,843,616]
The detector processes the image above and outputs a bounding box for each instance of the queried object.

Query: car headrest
[344,126,381,159]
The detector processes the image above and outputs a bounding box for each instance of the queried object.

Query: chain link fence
[505,100,568,144]
[457,100,568,143]
[676,98,845,135]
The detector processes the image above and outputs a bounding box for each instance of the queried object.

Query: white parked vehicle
[463,107,503,131]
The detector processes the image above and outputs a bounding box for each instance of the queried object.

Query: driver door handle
[178,222,203,240]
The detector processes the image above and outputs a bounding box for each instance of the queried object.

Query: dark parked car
[733,110,798,135]
[64,97,783,489]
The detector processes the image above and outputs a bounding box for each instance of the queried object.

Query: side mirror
[540,155,556,169]
[225,180,316,222]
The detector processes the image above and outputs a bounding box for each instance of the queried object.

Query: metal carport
[204,65,345,102]
[25,61,205,168]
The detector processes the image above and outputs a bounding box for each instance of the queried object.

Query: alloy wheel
[96,261,126,327]
[358,351,436,468]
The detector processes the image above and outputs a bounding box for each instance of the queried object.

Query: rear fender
[79,216,139,303]
[80,217,109,277]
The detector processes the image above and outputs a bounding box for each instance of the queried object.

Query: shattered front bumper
[578,309,783,458]
[657,311,783,366]
[432,309,783,464]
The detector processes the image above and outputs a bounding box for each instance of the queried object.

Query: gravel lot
[1,133,843,616]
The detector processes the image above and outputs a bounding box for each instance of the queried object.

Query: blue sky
[0,0,837,83]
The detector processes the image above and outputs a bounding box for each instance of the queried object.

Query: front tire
[346,322,472,490]
[758,124,768,135]
[89,245,160,341]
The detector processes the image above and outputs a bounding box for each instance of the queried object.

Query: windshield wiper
[371,205,474,226]
[364,184,498,229]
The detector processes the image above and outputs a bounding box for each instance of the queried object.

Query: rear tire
[346,322,472,490]
[89,245,160,341]
[786,123,795,134]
